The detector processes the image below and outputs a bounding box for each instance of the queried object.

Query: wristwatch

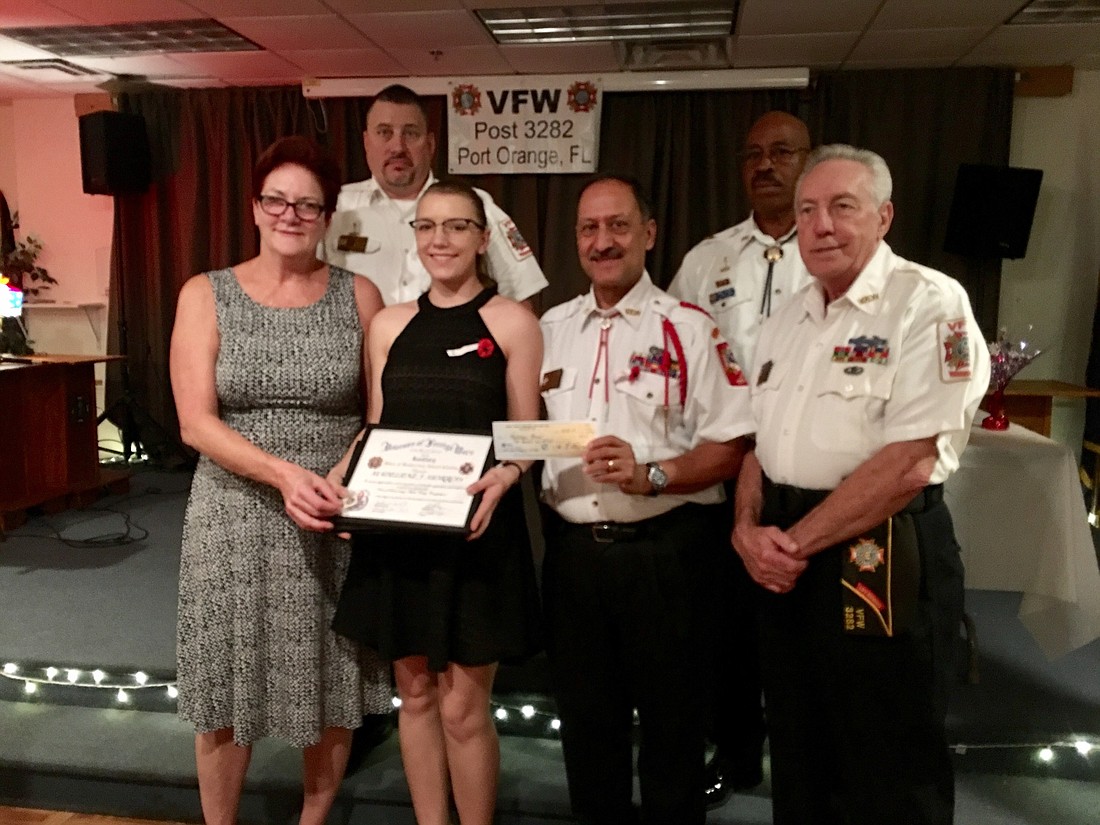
[645,462,668,496]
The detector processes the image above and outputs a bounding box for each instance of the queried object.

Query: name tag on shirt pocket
[337,234,368,253]
[541,366,576,398]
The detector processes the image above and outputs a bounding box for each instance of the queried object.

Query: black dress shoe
[704,752,765,810]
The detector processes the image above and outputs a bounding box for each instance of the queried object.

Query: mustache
[588,248,624,262]
[386,152,411,163]
[752,171,782,186]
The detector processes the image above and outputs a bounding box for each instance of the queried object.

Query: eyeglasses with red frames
[257,194,325,222]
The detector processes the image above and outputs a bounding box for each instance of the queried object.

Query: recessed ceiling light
[1010,0,1100,25]
[477,2,736,45]
[0,19,259,58]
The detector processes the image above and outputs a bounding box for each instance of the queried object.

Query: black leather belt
[764,479,944,519]
[588,521,645,543]
[548,504,702,544]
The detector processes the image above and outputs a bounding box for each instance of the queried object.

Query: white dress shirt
[751,242,990,490]
[322,174,548,305]
[668,214,811,376]
[540,272,755,523]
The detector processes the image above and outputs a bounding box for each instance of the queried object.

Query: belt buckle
[591,523,615,543]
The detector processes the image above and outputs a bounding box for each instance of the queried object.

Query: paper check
[492,420,596,460]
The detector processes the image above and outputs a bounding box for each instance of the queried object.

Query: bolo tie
[760,229,797,318]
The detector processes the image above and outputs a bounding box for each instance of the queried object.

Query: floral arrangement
[983,326,1043,430]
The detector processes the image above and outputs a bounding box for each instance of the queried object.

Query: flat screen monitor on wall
[943,163,1043,260]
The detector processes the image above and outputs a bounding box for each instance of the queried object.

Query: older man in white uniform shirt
[323,84,547,306]
[733,145,990,825]
[540,174,754,825]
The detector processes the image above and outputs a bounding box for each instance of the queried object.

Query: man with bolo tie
[733,144,989,824]
[668,110,813,807]
[539,174,754,825]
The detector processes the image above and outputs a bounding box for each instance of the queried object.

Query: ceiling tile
[168,49,304,82]
[0,0,84,27]
[847,27,989,63]
[324,0,464,11]
[871,0,1025,31]
[44,0,204,25]
[498,42,620,74]
[221,15,372,51]
[345,11,494,49]
[738,0,882,37]
[960,22,1100,66]
[188,0,332,15]
[387,45,513,76]
[66,53,208,78]
[279,48,405,77]
[732,32,858,69]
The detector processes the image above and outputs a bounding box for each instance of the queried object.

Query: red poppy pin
[477,338,495,358]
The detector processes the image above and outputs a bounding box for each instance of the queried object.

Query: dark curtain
[809,69,1015,336]
[109,69,1013,444]
[108,87,373,446]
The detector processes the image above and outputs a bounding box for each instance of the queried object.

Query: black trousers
[542,504,718,825]
[707,481,766,766]
[759,480,962,825]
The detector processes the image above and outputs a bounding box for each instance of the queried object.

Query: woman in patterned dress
[330,180,543,825]
[169,136,387,825]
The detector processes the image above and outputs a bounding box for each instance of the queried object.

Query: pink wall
[9,97,114,307]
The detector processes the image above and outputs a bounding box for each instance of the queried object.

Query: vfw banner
[448,75,601,174]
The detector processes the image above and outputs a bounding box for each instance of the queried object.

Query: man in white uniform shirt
[540,175,754,825]
[322,84,547,306]
[668,110,813,807]
[669,111,812,376]
[733,145,990,825]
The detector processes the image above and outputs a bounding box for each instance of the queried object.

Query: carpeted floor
[2,467,1100,823]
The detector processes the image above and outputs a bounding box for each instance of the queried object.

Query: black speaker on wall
[78,110,151,195]
[943,163,1043,260]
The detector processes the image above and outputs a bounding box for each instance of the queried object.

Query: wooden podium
[0,354,128,533]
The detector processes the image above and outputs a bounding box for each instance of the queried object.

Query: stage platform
[2,467,1099,824]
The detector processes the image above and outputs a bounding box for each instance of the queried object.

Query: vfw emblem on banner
[448,75,601,174]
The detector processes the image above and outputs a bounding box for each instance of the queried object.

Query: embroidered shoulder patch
[939,318,972,382]
[716,341,748,386]
[500,217,533,261]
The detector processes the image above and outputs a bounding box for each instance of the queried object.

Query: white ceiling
[0,0,1098,100]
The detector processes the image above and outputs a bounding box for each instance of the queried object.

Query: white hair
[797,144,893,206]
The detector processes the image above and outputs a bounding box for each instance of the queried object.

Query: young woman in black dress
[331,179,542,825]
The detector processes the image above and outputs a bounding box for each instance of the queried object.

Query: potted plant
[1,195,58,354]
[3,234,57,298]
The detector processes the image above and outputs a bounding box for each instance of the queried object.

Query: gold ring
[607,459,616,471]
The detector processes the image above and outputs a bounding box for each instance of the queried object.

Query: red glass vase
[982,387,1010,430]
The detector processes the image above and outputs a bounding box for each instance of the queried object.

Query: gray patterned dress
[177,266,390,748]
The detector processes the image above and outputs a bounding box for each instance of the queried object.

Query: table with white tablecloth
[944,420,1100,658]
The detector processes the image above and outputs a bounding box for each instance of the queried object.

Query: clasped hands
[731,522,808,594]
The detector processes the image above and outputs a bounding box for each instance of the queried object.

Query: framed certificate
[334,426,494,535]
